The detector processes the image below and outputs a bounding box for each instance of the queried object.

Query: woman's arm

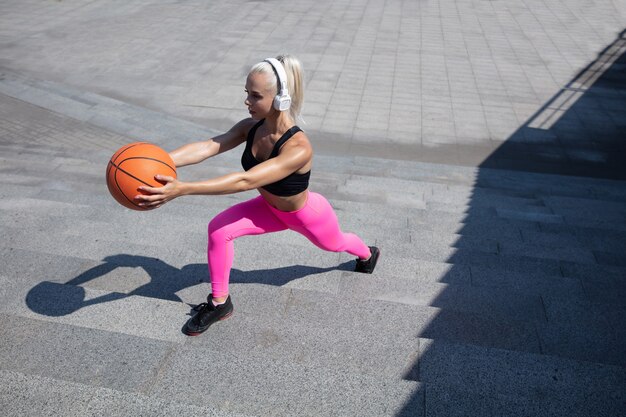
[170,119,253,167]
[136,132,312,208]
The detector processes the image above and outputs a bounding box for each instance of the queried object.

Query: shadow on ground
[26,253,354,317]
[397,30,626,415]
[479,29,626,180]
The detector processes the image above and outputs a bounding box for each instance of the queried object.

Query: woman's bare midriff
[259,188,308,212]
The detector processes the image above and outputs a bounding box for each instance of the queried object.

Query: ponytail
[277,54,304,123]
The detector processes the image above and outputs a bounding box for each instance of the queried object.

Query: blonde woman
[136,55,380,335]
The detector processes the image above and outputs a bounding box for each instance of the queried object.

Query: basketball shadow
[26,254,354,317]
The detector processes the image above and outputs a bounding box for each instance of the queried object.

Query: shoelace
[193,302,214,312]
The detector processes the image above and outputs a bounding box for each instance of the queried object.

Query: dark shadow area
[26,253,354,317]
[480,29,626,180]
[398,30,626,415]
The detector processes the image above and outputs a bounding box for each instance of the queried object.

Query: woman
[136,55,380,336]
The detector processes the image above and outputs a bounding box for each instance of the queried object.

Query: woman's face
[245,72,276,120]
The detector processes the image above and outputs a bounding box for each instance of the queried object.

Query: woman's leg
[208,195,288,298]
[266,192,371,260]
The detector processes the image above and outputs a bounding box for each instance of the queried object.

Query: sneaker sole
[366,247,380,274]
[183,311,233,336]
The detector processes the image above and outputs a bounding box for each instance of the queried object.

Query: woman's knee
[208,215,233,243]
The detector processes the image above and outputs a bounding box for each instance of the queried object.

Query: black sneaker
[183,294,233,336]
[355,246,380,274]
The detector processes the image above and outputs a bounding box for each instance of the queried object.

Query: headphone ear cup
[274,93,292,111]
[273,95,281,111]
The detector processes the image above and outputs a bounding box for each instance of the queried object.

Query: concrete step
[3,72,626,211]
[316,155,626,203]
[471,166,626,203]
[148,331,423,417]
[341,175,549,209]
[0,223,204,266]
[520,226,626,255]
[0,70,219,151]
[10,282,598,416]
[416,338,626,417]
[2,248,624,413]
[7,175,622,269]
[0,93,133,152]
[4,236,623,369]
[3,132,625,247]
[6,194,617,308]
[0,249,538,374]
[0,304,422,417]
[0,370,253,417]
[4,118,626,214]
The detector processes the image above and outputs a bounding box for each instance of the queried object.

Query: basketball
[106,142,177,211]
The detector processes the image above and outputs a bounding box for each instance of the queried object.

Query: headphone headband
[264,58,289,96]
[264,57,291,111]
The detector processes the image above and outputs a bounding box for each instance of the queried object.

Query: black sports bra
[241,120,311,196]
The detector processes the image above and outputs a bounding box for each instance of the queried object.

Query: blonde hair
[250,54,304,122]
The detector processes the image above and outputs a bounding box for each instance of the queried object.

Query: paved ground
[0,0,625,416]
[1,0,625,174]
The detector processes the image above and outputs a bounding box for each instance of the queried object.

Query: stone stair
[0,75,625,416]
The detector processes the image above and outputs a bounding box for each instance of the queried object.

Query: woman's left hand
[135,175,184,208]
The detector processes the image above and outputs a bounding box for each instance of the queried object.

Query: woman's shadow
[26,254,353,317]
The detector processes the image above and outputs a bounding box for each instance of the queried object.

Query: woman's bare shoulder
[231,118,259,136]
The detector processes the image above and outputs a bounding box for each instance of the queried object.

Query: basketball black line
[108,153,174,210]
[117,155,176,174]
[109,159,156,187]
[110,142,148,164]
[113,168,146,210]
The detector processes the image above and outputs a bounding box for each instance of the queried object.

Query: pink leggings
[207,192,370,297]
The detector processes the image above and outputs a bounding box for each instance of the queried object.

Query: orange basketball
[106,142,176,211]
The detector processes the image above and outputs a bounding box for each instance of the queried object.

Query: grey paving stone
[0,370,253,417]
[538,297,625,367]
[361,255,472,285]
[151,341,423,417]
[0,276,193,342]
[580,274,626,307]
[519,228,591,252]
[0,370,93,417]
[179,285,424,381]
[476,170,626,202]
[498,240,597,264]
[416,307,542,354]
[470,266,587,300]
[338,268,542,353]
[542,195,626,214]
[0,247,102,284]
[0,314,176,391]
[559,260,626,283]
[358,275,546,324]
[86,389,254,417]
[417,338,626,417]
[389,239,563,276]
[424,382,613,417]
[0,223,203,266]
[496,207,564,224]
[0,182,42,199]
[594,251,626,267]
[410,212,538,238]
[539,221,626,249]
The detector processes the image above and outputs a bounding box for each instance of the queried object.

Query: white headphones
[264,57,292,111]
